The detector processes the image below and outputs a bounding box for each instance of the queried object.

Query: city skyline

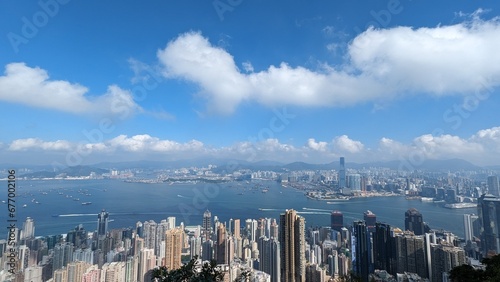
[1,1,500,166]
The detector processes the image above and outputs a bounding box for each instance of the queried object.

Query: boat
[23,204,27,208]
[81,202,92,205]
[262,189,269,193]
[420,197,434,202]
[444,203,477,209]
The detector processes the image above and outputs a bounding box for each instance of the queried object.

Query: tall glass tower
[339,157,346,188]
[97,210,109,238]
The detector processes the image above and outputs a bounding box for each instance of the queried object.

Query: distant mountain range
[18,165,108,178]
[1,157,492,178]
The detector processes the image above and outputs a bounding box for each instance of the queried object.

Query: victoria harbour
[2,178,472,239]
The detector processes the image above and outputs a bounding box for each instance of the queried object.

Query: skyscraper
[203,210,212,240]
[431,243,466,282]
[279,209,306,282]
[488,176,500,196]
[363,210,376,232]
[258,236,280,282]
[348,173,362,191]
[395,231,427,279]
[164,228,183,271]
[352,220,371,282]
[53,243,73,274]
[22,217,35,240]
[97,210,109,238]
[405,208,425,235]
[233,219,241,239]
[331,211,343,232]
[339,157,346,188]
[463,214,479,243]
[478,194,500,256]
[373,222,396,275]
[215,223,227,264]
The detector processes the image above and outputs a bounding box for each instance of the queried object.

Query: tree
[449,254,500,282]
[151,256,224,282]
[449,264,484,282]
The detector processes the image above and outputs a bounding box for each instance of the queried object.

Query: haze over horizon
[2,1,500,167]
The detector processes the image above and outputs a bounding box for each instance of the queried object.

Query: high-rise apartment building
[215,223,228,264]
[478,194,500,256]
[258,236,280,282]
[233,219,241,239]
[331,211,343,232]
[363,210,376,232]
[463,213,480,243]
[488,175,500,196]
[53,243,74,274]
[348,174,362,191]
[352,220,371,282]
[164,228,183,271]
[22,217,35,240]
[395,231,427,279]
[279,209,306,282]
[373,222,396,275]
[203,210,212,240]
[431,243,466,282]
[405,208,425,235]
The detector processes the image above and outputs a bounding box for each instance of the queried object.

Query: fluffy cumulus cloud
[107,135,204,153]
[0,63,141,117]
[306,138,329,152]
[333,135,365,154]
[157,16,500,114]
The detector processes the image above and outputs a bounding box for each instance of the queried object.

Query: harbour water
[0,179,474,238]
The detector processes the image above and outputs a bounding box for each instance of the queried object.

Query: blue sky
[1,0,500,166]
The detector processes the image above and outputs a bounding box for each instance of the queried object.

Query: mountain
[20,165,109,178]
[10,158,482,177]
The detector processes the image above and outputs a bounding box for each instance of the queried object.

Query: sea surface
[0,179,475,239]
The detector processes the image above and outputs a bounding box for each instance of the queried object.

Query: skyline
[2,1,500,166]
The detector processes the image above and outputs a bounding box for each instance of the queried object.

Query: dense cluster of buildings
[1,159,500,281]
[0,202,496,282]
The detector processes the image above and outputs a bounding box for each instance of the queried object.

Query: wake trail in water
[297,211,330,215]
[58,213,96,217]
[303,207,331,212]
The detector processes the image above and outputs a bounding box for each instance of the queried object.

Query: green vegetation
[449,254,500,282]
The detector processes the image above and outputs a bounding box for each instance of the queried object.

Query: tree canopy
[151,256,224,282]
[449,254,500,282]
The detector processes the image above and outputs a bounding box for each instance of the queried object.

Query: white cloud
[9,138,73,151]
[0,63,141,117]
[157,17,500,115]
[333,135,365,154]
[6,126,500,166]
[306,138,329,152]
[106,135,205,153]
[349,21,500,94]
[157,31,250,115]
